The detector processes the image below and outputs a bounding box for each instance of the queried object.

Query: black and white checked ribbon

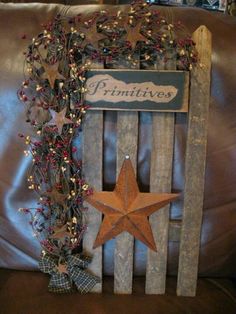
[39,253,100,294]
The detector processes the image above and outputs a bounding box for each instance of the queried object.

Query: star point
[81,22,106,50]
[50,224,71,243]
[46,107,73,134]
[43,186,67,209]
[125,20,147,50]
[42,61,65,89]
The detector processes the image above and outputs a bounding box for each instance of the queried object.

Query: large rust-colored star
[46,107,73,135]
[81,22,107,50]
[86,157,179,251]
[125,20,147,49]
[42,61,65,89]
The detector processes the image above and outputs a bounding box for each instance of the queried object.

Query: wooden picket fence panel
[82,25,212,296]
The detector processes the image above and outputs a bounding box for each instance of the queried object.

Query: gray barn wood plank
[145,112,175,294]
[114,111,139,294]
[83,110,103,292]
[177,26,212,296]
[145,51,176,294]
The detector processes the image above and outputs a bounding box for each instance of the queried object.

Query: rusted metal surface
[86,158,179,251]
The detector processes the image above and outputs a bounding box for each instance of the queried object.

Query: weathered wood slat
[177,26,212,297]
[82,60,104,293]
[145,51,176,294]
[114,111,138,294]
[82,111,103,293]
[145,112,175,294]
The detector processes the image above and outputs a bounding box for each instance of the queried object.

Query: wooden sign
[85,69,189,112]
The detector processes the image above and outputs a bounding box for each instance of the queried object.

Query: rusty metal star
[42,61,65,89]
[57,263,68,274]
[44,186,67,208]
[50,224,71,241]
[81,22,107,50]
[125,20,147,49]
[85,157,179,251]
[46,107,73,135]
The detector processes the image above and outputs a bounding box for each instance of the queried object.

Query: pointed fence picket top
[177,25,212,297]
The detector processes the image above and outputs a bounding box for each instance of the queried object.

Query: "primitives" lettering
[85,74,178,104]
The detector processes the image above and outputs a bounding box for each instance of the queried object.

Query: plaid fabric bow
[39,253,100,294]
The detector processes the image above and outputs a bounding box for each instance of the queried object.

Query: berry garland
[18,0,197,293]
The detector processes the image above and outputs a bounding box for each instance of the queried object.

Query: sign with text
[85,70,189,112]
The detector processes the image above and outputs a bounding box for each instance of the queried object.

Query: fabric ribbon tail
[48,273,73,294]
[69,267,100,294]
[39,254,56,275]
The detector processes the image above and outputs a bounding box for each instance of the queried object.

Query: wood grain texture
[177,26,212,297]
[145,51,176,294]
[114,111,138,294]
[83,110,103,293]
[145,113,175,294]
